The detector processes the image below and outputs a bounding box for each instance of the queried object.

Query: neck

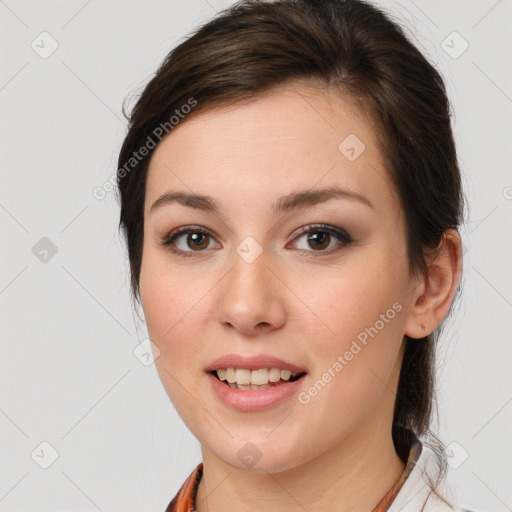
[195,425,406,512]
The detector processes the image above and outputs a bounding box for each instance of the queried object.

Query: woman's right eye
[161,226,221,257]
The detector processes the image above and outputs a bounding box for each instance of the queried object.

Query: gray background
[0,0,511,510]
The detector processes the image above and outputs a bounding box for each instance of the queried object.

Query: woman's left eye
[290,224,353,253]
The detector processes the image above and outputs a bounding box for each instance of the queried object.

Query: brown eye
[161,226,221,256]
[186,232,210,250]
[306,232,331,251]
[292,224,353,254]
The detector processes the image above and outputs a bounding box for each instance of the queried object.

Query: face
[140,83,418,473]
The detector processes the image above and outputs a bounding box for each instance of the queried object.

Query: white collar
[387,439,458,512]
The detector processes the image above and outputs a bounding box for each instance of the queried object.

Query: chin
[201,432,308,474]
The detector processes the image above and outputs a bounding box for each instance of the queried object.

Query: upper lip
[205,354,307,373]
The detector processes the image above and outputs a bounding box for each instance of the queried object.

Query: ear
[404,229,463,339]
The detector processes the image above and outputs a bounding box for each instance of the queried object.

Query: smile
[208,369,307,411]
[213,367,305,390]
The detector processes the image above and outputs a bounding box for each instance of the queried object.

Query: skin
[139,82,462,512]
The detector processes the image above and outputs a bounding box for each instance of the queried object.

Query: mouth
[209,368,307,391]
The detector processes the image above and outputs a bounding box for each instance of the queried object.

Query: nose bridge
[216,239,285,332]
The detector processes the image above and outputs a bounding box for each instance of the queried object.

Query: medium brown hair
[116,0,464,504]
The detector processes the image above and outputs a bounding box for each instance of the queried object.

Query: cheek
[140,249,202,335]
[139,272,176,341]
[296,277,405,430]
[293,245,408,385]
[139,250,217,375]
[139,259,209,413]
[140,261,188,367]
[301,263,404,340]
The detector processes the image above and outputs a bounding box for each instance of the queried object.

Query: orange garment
[164,442,422,512]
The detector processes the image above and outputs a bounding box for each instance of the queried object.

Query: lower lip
[207,372,306,412]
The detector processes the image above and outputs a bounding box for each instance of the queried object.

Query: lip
[207,372,307,411]
[204,353,307,373]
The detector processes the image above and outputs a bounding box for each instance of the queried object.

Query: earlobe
[404,229,463,339]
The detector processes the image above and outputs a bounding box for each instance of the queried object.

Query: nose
[216,248,287,335]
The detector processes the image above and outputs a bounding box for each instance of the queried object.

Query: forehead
[144,83,396,217]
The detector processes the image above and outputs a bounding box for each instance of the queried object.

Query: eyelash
[160,223,353,258]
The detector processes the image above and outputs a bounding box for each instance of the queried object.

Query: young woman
[116,1,465,510]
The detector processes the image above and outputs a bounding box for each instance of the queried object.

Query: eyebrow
[149,186,374,216]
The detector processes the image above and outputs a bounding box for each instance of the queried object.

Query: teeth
[251,368,269,385]
[225,368,236,383]
[235,368,251,385]
[215,367,301,386]
[268,368,281,382]
[227,382,273,390]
